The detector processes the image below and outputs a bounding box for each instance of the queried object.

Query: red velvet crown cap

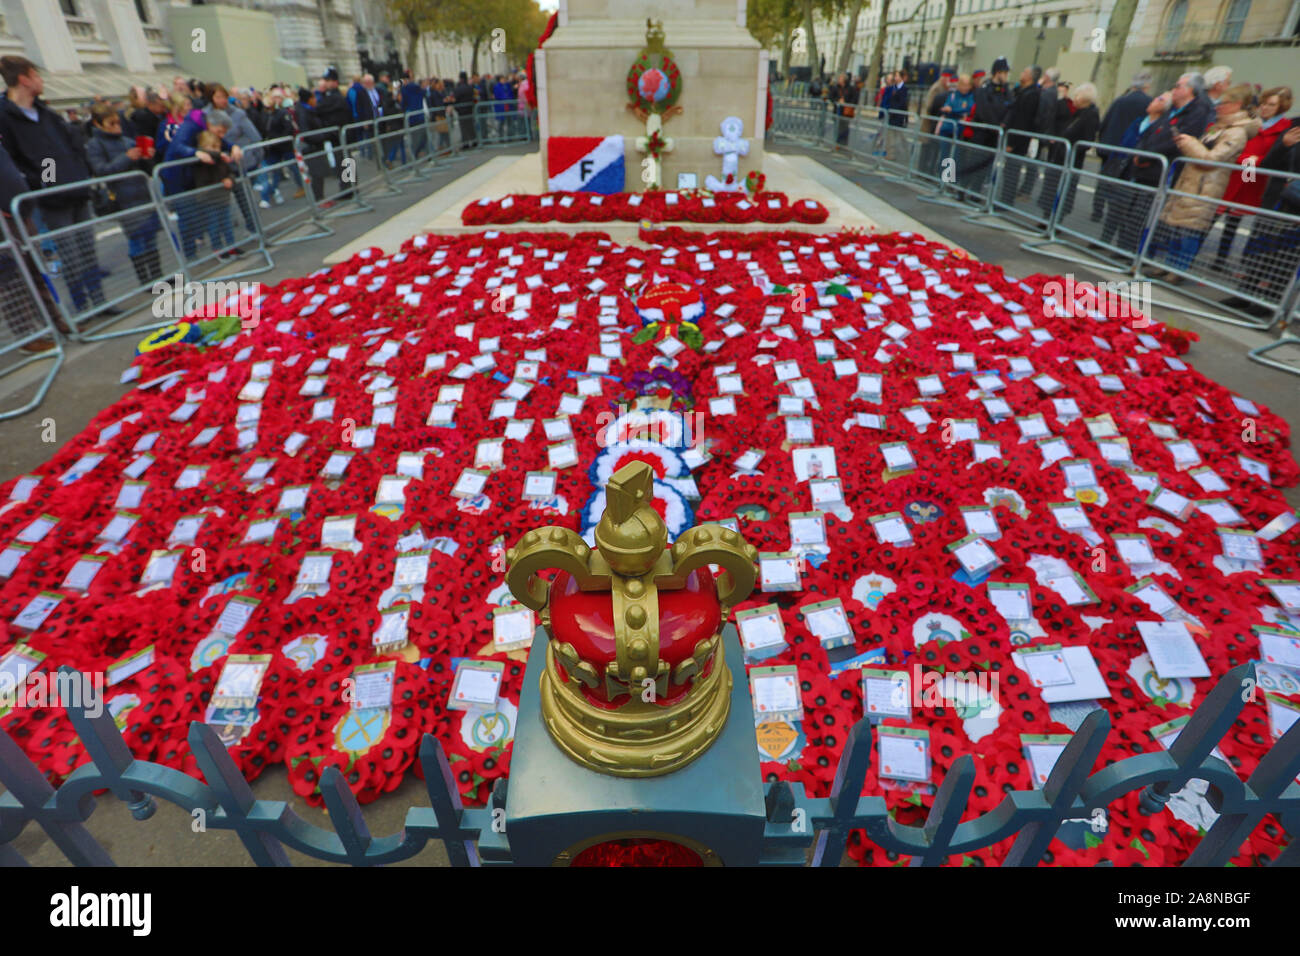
[548,561,721,707]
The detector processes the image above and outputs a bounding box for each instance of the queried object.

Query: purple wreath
[627,368,694,401]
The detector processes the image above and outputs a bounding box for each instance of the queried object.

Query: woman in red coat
[1213,86,1292,269]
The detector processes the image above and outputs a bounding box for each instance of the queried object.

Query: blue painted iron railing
[1,662,1297,866]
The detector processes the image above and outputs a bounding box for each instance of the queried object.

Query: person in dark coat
[1091,71,1153,220]
[376,75,405,165]
[492,74,512,139]
[84,102,161,285]
[999,65,1041,206]
[957,59,1010,197]
[400,71,429,159]
[831,72,858,149]
[1099,93,1169,250]
[160,108,240,260]
[0,133,64,350]
[1018,67,1062,201]
[1109,74,1214,257]
[453,72,477,150]
[1130,72,1214,188]
[0,55,114,316]
[128,88,161,143]
[1040,83,1101,218]
[352,73,382,163]
[917,72,952,176]
[294,88,333,205]
[314,68,355,199]
[191,127,237,259]
[256,88,302,206]
[427,79,452,154]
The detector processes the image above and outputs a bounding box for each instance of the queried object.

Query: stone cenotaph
[535,0,767,193]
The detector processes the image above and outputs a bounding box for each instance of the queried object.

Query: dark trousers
[1101,183,1155,255]
[999,134,1032,206]
[41,201,105,311]
[458,112,476,148]
[303,150,329,202]
[1215,212,1244,265]
[1036,144,1068,219]
[1243,216,1300,294]
[231,169,256,232]
[958,140,995,201]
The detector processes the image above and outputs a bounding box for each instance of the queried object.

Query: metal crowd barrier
[909,118,1006,214]
[772,98,1300,375]
[248,134,334,247]
[474,100,533,148]
[0,214,63,419]
[11,172,183,342]
[1248,295,1300,372]
[291,124,361,218]
[378,108,436,185]
[326,120,380,214]
[1139,157,1300,332]
[874,107,916,180]
[771,99,833,147]
[152,155,273,282]
[0,102,536,413]
[341,118,400,203]
[1023,140,1169,275]
[973,130,1073,235]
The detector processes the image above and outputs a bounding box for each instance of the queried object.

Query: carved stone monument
[535,0,766,192]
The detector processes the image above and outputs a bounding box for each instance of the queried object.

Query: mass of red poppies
[1,224,1296,866]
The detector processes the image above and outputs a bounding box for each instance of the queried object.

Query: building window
[59,0,78,15]
[134,0,149,23]
[1058,14,1068,27]
[1220,0,1250,42]
[1162,0,1189,49]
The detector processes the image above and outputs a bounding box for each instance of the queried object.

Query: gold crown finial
[645,18,665,51]
[605,460,652,524]
[504,460,760,777]
[595,462,666,576]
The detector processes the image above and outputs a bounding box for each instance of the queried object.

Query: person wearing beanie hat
[992,56,1010,76]
[960,62,1013,198]
[314,66,353,201]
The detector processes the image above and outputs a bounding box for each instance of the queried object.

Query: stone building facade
[793,0,1298,106]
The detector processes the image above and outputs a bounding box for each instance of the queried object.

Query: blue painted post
[61,666,156,821]
[810,717,875,866]
[409,734,481,866]
[909,754,977,866]
[0,723,114,865]
[1003,707,1110,866]
[187,721,290,866]
[1140,662,1253,816]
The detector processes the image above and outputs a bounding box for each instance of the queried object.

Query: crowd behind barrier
[3,61,1299,423]
[771,95,1300,376]
[0,99,535,417]
[0,55,538,408]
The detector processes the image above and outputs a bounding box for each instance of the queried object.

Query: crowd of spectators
[0,55,533,351]
[805,59,1300,314]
